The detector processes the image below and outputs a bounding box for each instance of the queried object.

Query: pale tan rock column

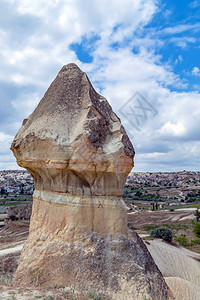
[11,64,173,300]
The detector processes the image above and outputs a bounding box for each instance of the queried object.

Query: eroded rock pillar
[11,64,173,300]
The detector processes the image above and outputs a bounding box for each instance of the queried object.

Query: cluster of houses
[125,171,200,203]
[127,171,200,189]
[0,170,34,196]
[0,170,34,227]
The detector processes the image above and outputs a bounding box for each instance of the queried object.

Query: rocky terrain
[146,239,200,300]
[0,208,200,299]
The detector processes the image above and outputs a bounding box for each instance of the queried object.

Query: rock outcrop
[147,239,200,300]
[11,63,173,299]
[17,204,32,220]
[7,207,16,221]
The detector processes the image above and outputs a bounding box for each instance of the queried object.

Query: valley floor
[0,208,200,299]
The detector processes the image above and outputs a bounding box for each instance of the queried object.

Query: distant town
[124,171,200,209]
[0,170,34,196]
[0,170,33,216]
[0,170,200,200]
[0,169,200,216]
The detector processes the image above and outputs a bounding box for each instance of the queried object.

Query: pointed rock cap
[11,63,134,196]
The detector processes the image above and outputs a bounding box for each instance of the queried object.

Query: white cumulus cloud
[0,0,199,171]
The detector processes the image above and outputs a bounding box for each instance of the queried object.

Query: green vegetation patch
[193,222,200,238]
[181,204,200,209]
[0,202,26,207]
[89,294,103,300]
[143,225,159,231]
[174,234,188,246]
[150,227,173,242]
[174,234,200,246]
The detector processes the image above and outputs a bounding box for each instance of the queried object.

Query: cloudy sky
[0,0,200,172]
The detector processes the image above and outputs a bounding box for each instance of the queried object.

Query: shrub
[193,222,200,238]
[194,208,200,222]
[150,227,173,242]
[135,190,143,197]
[9,215,16,221]
[89,294,102,300]
[144,225,158,231]
[189,238,200,246]
[174,234,188,246]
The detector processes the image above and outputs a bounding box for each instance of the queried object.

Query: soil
[0,282,90,299]
[0,209,199,299]
[128,208,200,253]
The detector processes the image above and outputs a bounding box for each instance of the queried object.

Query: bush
[150,227,173,242]
[144,225,158,231]
[174,234,188,246]
[189,238,200,246]
[194,208,200,222]
[193,222,200,238]
[135,190,143,197]
[9,215,16,221]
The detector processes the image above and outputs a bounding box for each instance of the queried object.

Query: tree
[0,187,6,195]
[135,190,142,197]
[194,208,200,222]
[193,222,200,238]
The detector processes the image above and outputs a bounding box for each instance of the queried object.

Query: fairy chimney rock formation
[11,64,173,300]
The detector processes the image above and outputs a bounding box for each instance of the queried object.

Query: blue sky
[0,0,200,172]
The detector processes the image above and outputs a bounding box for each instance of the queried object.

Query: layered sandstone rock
[11,63,173,299]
